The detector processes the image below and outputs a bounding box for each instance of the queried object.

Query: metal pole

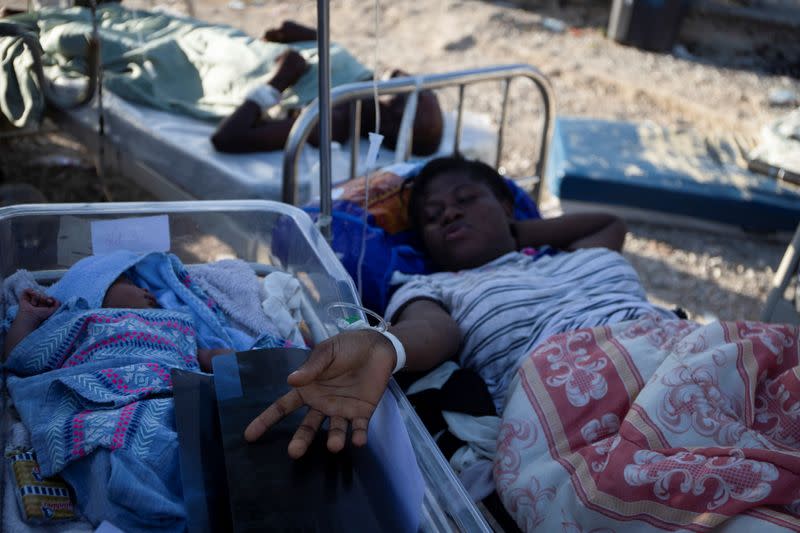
[317,0,333,241]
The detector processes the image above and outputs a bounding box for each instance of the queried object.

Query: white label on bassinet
[91,215,170,255]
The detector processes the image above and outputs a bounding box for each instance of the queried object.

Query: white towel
[261,272,304,344]
[188,259,274,339]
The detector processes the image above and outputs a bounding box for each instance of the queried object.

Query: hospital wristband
[378,329,406,374]
[245,85,282,112]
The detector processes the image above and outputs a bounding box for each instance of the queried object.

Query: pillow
[303,162,541,314]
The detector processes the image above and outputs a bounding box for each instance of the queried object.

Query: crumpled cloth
[261,271,304,346]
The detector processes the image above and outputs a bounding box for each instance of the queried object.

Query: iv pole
[316,0,333,241]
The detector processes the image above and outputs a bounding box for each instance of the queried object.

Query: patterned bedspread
[496,315,800,532]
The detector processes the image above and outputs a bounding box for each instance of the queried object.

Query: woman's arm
[512,212,628,252]
[263,21,318,43]
[389,298,460,372]
[244,299,461,457]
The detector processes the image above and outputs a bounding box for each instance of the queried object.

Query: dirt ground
[1,0,798,321]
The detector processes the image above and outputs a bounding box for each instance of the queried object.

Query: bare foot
[268,50,307,92]
[263,20,317,43]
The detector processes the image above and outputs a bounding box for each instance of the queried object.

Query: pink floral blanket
[496,315,800,532]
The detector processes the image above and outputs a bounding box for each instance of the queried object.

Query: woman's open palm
[244,329,395,459]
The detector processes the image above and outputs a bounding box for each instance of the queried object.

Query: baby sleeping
[6,278,235,371]
[2,250,295,532]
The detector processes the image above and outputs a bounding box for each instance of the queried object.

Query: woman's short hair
[407,155,514,232]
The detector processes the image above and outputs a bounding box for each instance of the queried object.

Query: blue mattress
[546,117,800,232]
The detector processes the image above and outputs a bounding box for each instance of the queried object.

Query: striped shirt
[385,248,672,412]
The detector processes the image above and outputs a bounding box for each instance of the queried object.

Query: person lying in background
[211,20,443,156]
[244,155,675,458]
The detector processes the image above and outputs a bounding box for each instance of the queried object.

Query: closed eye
[456,193,478,205]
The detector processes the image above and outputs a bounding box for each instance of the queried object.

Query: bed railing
[282,64,556,230]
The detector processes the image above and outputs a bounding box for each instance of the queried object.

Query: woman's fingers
[326,415,348,453]
[351,417,369,447]
[287,408,325,459]
[244,388,304,442]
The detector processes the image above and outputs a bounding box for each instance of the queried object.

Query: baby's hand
[18,289,60,324]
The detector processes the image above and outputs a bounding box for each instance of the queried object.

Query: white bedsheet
[61,89,498,204]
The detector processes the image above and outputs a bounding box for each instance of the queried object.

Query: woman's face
[103,276,159,309]
[418,171,516,271]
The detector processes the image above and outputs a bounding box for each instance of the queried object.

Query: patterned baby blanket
[497,315,800,532]
[2,251,293,530]
[6,301,198,477]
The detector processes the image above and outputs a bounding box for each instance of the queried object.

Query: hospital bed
[4,5,555,208]
[50,87,506,204]
[48,69,517,205]
[0,200,493,531]
[47,62,556,247]
[3,5,519,204]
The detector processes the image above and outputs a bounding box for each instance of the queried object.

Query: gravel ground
[1,0,797,321]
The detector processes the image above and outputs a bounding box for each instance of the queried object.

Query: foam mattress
[546,117,800,232]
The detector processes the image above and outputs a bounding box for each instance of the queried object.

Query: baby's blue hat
[47,250,150,308]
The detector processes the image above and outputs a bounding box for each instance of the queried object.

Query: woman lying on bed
[247,156,800,532]
[211,20,444,156]
[245,155,674,456]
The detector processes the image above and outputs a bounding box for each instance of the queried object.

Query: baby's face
[102,276,159,309]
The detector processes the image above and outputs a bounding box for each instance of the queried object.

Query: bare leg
[212,51,308,153]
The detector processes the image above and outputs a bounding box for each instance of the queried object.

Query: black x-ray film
[212,348,422,533]
[171,369,232,533]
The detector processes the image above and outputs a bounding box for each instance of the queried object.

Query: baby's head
[46,251,160,310]
[102,275,159,309]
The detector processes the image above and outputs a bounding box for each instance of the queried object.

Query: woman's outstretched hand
[244,329,395,459]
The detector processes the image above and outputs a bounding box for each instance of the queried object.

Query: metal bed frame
[762,222,800,324]
[282,63,556,238]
